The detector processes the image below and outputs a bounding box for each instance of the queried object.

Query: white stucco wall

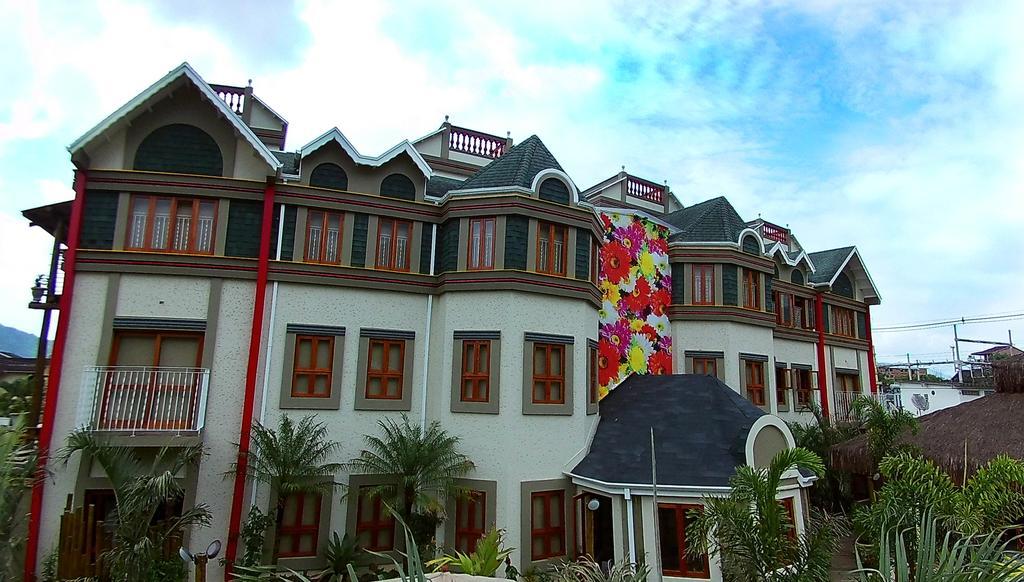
[671,321,777,411]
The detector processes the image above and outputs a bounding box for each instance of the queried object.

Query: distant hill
[0,323,44,358]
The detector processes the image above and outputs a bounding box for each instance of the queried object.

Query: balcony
[78,366,209,436]
[625,174,664,205]
[448,126,508,159]
[831,390,886,423]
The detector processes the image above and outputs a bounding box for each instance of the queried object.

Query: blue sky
[1,0,1021,372]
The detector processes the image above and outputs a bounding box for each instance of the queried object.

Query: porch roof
[572,374,765,488]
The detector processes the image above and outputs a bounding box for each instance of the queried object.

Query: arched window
[380,174,416,201]
[741,235,760,255]
[538,178,570,205]
[833,272,855,298]
[791,269,805,285]
[134,124,223,176]
[309,163,349,190]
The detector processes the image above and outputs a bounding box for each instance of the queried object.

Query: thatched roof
[832,356,1024,478]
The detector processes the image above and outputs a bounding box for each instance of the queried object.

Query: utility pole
[953,324,962,381]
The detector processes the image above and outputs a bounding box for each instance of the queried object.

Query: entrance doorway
[575,492,614,564]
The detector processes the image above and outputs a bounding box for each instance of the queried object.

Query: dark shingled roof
[272,151,300,175]
[663,196,748,243]
[572,374,765,488]
[807,246,855,284]
[457,135,564,191]
[426,176,464,198]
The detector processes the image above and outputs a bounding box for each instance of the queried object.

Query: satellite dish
[179,547,193,563]
[911,393,929,413]
[206,540,222,559]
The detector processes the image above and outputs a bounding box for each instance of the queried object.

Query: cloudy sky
[1,0,1021,373]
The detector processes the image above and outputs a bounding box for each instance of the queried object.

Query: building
[885,381,991,418]
[22,62,882,581]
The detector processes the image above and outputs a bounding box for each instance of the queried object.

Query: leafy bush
[239,505,277,568]
[552,557,650,582]
[426,527,514,576]
[319,532,367,581]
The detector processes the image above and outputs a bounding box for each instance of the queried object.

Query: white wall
[893,382,988,417]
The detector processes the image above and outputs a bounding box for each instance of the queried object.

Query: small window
[309,163,349,190]
[530,490,566,561]
[692,264,714,305]
[460,340,491,403]
[376,218,412,271]
[658,504,709,578]
[532,343,566,404]
[742,269,761,310]
[745,360,766,406]
[795,369,813,407]
[365,339,405,400]
[305,211,343,264]
[838,372,859,394]
[292,336,334,398]
[455,491,487,553]
[468,218,496,270]
[127,195,217,254]
[832,307,856,338]
[590,238,599,285]
[775,366,789,408]
[355,488,395,551]
[276,493,322,559]
[588,343,599,410]
[536,222,568,276]
[380,173,417,201]
[693,358,717,377]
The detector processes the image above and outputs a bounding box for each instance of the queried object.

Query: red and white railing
[78,366,210,434]
[831,390,885,423]
[210,84,246,115]
[626,175,664,204]
[761,222,789,245]
[449,126,506,159]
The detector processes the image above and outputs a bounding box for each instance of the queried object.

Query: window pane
[386,378,400,398]
[387,343,402,371]
[367,378,382,397]
[173,201,192,251]
[197,202,215,252]
[659,507,681,571]
[152,199,171,249]
[296,338,313,368]
[313,375,329,395]
[129,198,148,248]
[534,346,546,374]
[534,383,547,401]
[470,220,482,268]
[370,342,384,370]
[549,495,561,526]
[316,339,332,369]
[532,496,544,523]
[484,219,494,267]
[549,382,562,402]
[478,344,489,372]
[158,336,200,367]
[294,375,310,395]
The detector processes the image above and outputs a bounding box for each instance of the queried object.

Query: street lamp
[180,539,221,582]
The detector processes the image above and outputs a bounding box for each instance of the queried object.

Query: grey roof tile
[457,135,564,190]
[572,374,765,488]
[807,246,855,284]
[664,196,748,243]
[272,151,300,175]
[426,176,463,198]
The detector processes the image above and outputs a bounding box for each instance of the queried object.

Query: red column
[225,178,276,570]
[865,305,878,394]
[814,293,830,417]
[25,169,88,581]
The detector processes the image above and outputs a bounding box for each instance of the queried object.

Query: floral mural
[596,211,673,399]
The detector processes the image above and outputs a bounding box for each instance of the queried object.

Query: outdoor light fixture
[587,498,601,511]
[180,539,221,582]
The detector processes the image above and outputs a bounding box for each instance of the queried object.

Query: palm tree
[789,401,861,512]
[346,415,474,541]
[232,414,343,562]
[58,429,212,581]
[687,447,847,581]
[0,417,37,579]
[850,396,919,474]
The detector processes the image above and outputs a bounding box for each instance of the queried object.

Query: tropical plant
[853,453,1024,548]
[0,376,33,417]
[233,414,343,563]
[238,505,277,568]
[853,513,1024,581]
[353,503,429,582]
[551,557,650,582]
[58,429,212,582]
[318,532,367,581]
[232,564,315,581]
[687,447,848,581]
[0,416,37,580]
[788,401,860,512]
[346,415,474,543]
[850,396,919,473]
[426,527,514,576]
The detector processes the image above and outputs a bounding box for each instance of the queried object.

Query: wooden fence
[57,502,109,579]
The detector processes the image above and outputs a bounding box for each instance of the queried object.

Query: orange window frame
[375,217,413,272]
[775,366,789,406]
[590,237,599,285]
[692,264,715,305]
[365,339,405,400]
[530,490,566,561]
[833,307,856,338]
[532,343,566,404]
[292,335,334,398]
[839,373,859,393]
[304,210,344,264]
[126,195,218,255]
[467,217,496,271]
[658,504,710,578]
[781,498,797,542]
[746,360,765,406]
[454,491,487,553]
[536,221,568,276]
[795,369,813,406]
[276,492,322,558]
[355,489,395,551]
[693,357,717,377]
[742,269,761,310]
[460,340,490,403]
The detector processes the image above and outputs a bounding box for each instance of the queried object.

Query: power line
[874,313,1024,333]
[873,309,1024,328]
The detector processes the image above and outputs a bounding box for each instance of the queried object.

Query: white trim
[737,227,767,254]
[443,185,535,199]
[765,242,817,273]
[565,471,732,495]
[808,247,882,302]
[531,168,580,204]
[410,124,445,146]
[592,206,678,233]
[667,240,741,250]
[744,415,797,468]
[68,62,282,172]
[299,127,433,178]
[249,93,289,126]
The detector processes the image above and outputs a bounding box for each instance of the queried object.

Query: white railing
[831,390,884,423]
[79,366,209,434]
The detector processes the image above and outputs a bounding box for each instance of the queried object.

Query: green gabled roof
[457,135,564,190]
[807,246,855,284]
[664,196,748,243]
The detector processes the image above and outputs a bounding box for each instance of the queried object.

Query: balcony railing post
[81,366,209,435]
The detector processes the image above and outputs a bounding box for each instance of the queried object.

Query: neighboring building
[22,63,882,581]
[0,351,43,385]
[885,381,991,418]
[970,345,1022,363]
